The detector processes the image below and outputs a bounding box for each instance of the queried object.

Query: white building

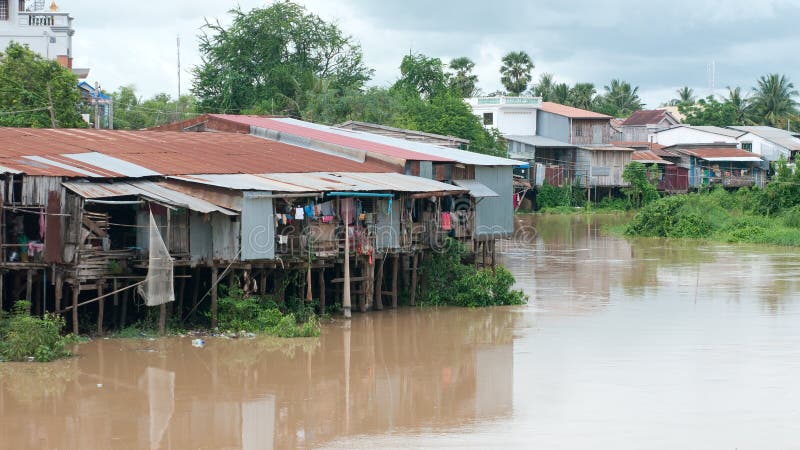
[729,126,800,162]
[0,0,85,76]
[466,96,541,136]
[652,125,745,147]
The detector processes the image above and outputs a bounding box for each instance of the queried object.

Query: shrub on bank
[213,285,319,338]
[0,301,77,362]
[419,239,527,307]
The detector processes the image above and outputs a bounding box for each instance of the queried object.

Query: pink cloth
[441,212,452,231]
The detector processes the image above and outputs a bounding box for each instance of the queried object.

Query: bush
[0,301,75,362]
[783,206,800,228]
[419,238,527,307]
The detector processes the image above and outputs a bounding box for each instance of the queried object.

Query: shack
[665,145,768,188]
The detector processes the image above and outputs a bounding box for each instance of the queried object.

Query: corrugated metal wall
[536,111,570,142]
[376,198,400,250]
[241,191,275,260]
[189,212,213,264]
[474,166,514,238]
[212,213,240,261]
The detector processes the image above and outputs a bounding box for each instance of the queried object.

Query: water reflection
[0,308,521,449]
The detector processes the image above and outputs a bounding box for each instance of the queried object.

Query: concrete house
[620,109,681,142]
[729,126,800,162]
[465,96,541,136]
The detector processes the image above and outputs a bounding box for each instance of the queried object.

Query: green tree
[111,85,198,130]
[622,162,659,208]
[500,51,534,96]
[551,82,570,105]
[679,96,740,127]
[597,79,643,117]
[192,2,372,115]
[750,73,798,127]
[0,42,84,128]
[393,54,448,99]
[448,57,479,98]
[724,86,750,124]
[667,86,696,106]
[567,82,597,110]
[532,73,554,101]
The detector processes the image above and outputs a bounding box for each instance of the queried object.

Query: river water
[2,215,800,449]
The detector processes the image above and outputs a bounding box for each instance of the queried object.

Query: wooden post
[176,270,186,319]
[482,240,487,269]
[362,257,373,313]
[120,285,129,329]
[211,264,219,329]
[72,282,79,334]
[260,270,267,296]
[190,268,200,322]
[391,253,399,309]
[97,280,104,335]
[318,268,326,315]
[374,255,384,311]
[25,269,33,313]
[473,239,479,270]
[490,239,497,273]
[410,252,418,306]
[111,278,119,329]
[343,210,352,319]
[159,303,167,335]
[54,272,63,317]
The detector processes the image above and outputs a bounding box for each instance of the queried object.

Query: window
[0,0,9,20]
[742,142,753,152]
[483,112,494,126]
[575,127,583,137]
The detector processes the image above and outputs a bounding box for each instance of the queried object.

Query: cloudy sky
[66,0,800,108]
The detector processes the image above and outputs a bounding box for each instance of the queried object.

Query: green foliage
[595,79,644,117]
[0,42,84,128]
[750,73,798,128]
[448,57,479,98]
[394,54,449,99]
[419,239,527,307]
[782,206,800,228]
[622,162,661,208]
[111,85,198,130]
[500,51,535,96]
[212,282,319,338]
[192,2,371,115]
[0,301,74,362]
[536,181,582,209]
[680,96,741,126]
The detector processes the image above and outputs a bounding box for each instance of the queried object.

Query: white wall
[467,98,539,136]
[737,133,790,162]
[0,4,73,61]
[653,128,739,147]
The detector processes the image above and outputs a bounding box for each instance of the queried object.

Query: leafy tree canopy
[192,2,372,115]
[679,95,741,127]
[0,42,84,128]
[500,51,534,96]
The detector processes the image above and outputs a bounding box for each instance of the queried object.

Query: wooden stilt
[72,282,79,334]
[343,218,352,319]
[97,280,104,335]
[374,255,384,311]
[482,241,487,269]
[176,270,186,319]
[158,303,167,336]
[490,239,497,273]
[363,257,373,313]
[260,270,267,296]
[111,278,119,330]
[410,252,418,306]
[25,269,33,313]
[120,286,129,329]
[473,240,479,270]
[318,268,326,315]
[54,272,63,316]
[190,268,200,322]
[391,253,399,309]
[211,264,219,329]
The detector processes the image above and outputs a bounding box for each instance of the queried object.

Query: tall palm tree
[669,86,695,106]
[532,73,554,101]
[568,82,596,110]
[448,56,479,98]
[724,86,750,124]
[750,73,799,127]
[552,83,570,105]
[500,51,534,96]
[601,79,643,117]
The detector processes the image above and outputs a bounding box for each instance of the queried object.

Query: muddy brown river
[2,215,800,449]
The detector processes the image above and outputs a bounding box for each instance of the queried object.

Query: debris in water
[192,339,205,348]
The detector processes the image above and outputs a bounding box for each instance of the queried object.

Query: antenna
[177,34,181,116]
[707,60,716,98]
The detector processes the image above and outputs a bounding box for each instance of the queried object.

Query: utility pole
[177,34,181,120]
[46,84,57,128]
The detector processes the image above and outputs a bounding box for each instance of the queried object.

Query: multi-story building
[0,0,87,77]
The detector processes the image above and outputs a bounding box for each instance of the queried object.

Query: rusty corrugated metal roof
[674,147,764,162]
[631,151,673,165]
[0,128,395,177]
[539,102,612,119]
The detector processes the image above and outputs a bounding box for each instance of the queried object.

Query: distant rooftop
[729,126,800,151]
[538,102,612,120]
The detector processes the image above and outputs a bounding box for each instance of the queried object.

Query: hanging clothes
[304,205,315,219]
[340,198,354,224]
[295,207,305,220]
[39,209,45,240]
[441,212,452,231]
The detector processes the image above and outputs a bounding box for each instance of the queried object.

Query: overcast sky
[67,0,800,108]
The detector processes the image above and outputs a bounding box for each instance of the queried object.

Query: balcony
[18,11,71,28]
[467,96,542,107]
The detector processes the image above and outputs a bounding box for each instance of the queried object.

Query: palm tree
[669,86,695,106]
[552,83,570,105]
[532,73,554,101]
[449,57,479,98]
[750,73,799,127]
[723,86,750,124]
[500,51,534,96]
[568,82,596,110]
[600,79,643,116]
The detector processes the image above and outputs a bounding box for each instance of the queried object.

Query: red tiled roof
[0,128,395,177]
[631,150,672,165]
[538,102,611,119]
[622,109,669,126]
[210,115,454,162]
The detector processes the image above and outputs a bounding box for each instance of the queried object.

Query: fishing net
[139,211,174,306]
